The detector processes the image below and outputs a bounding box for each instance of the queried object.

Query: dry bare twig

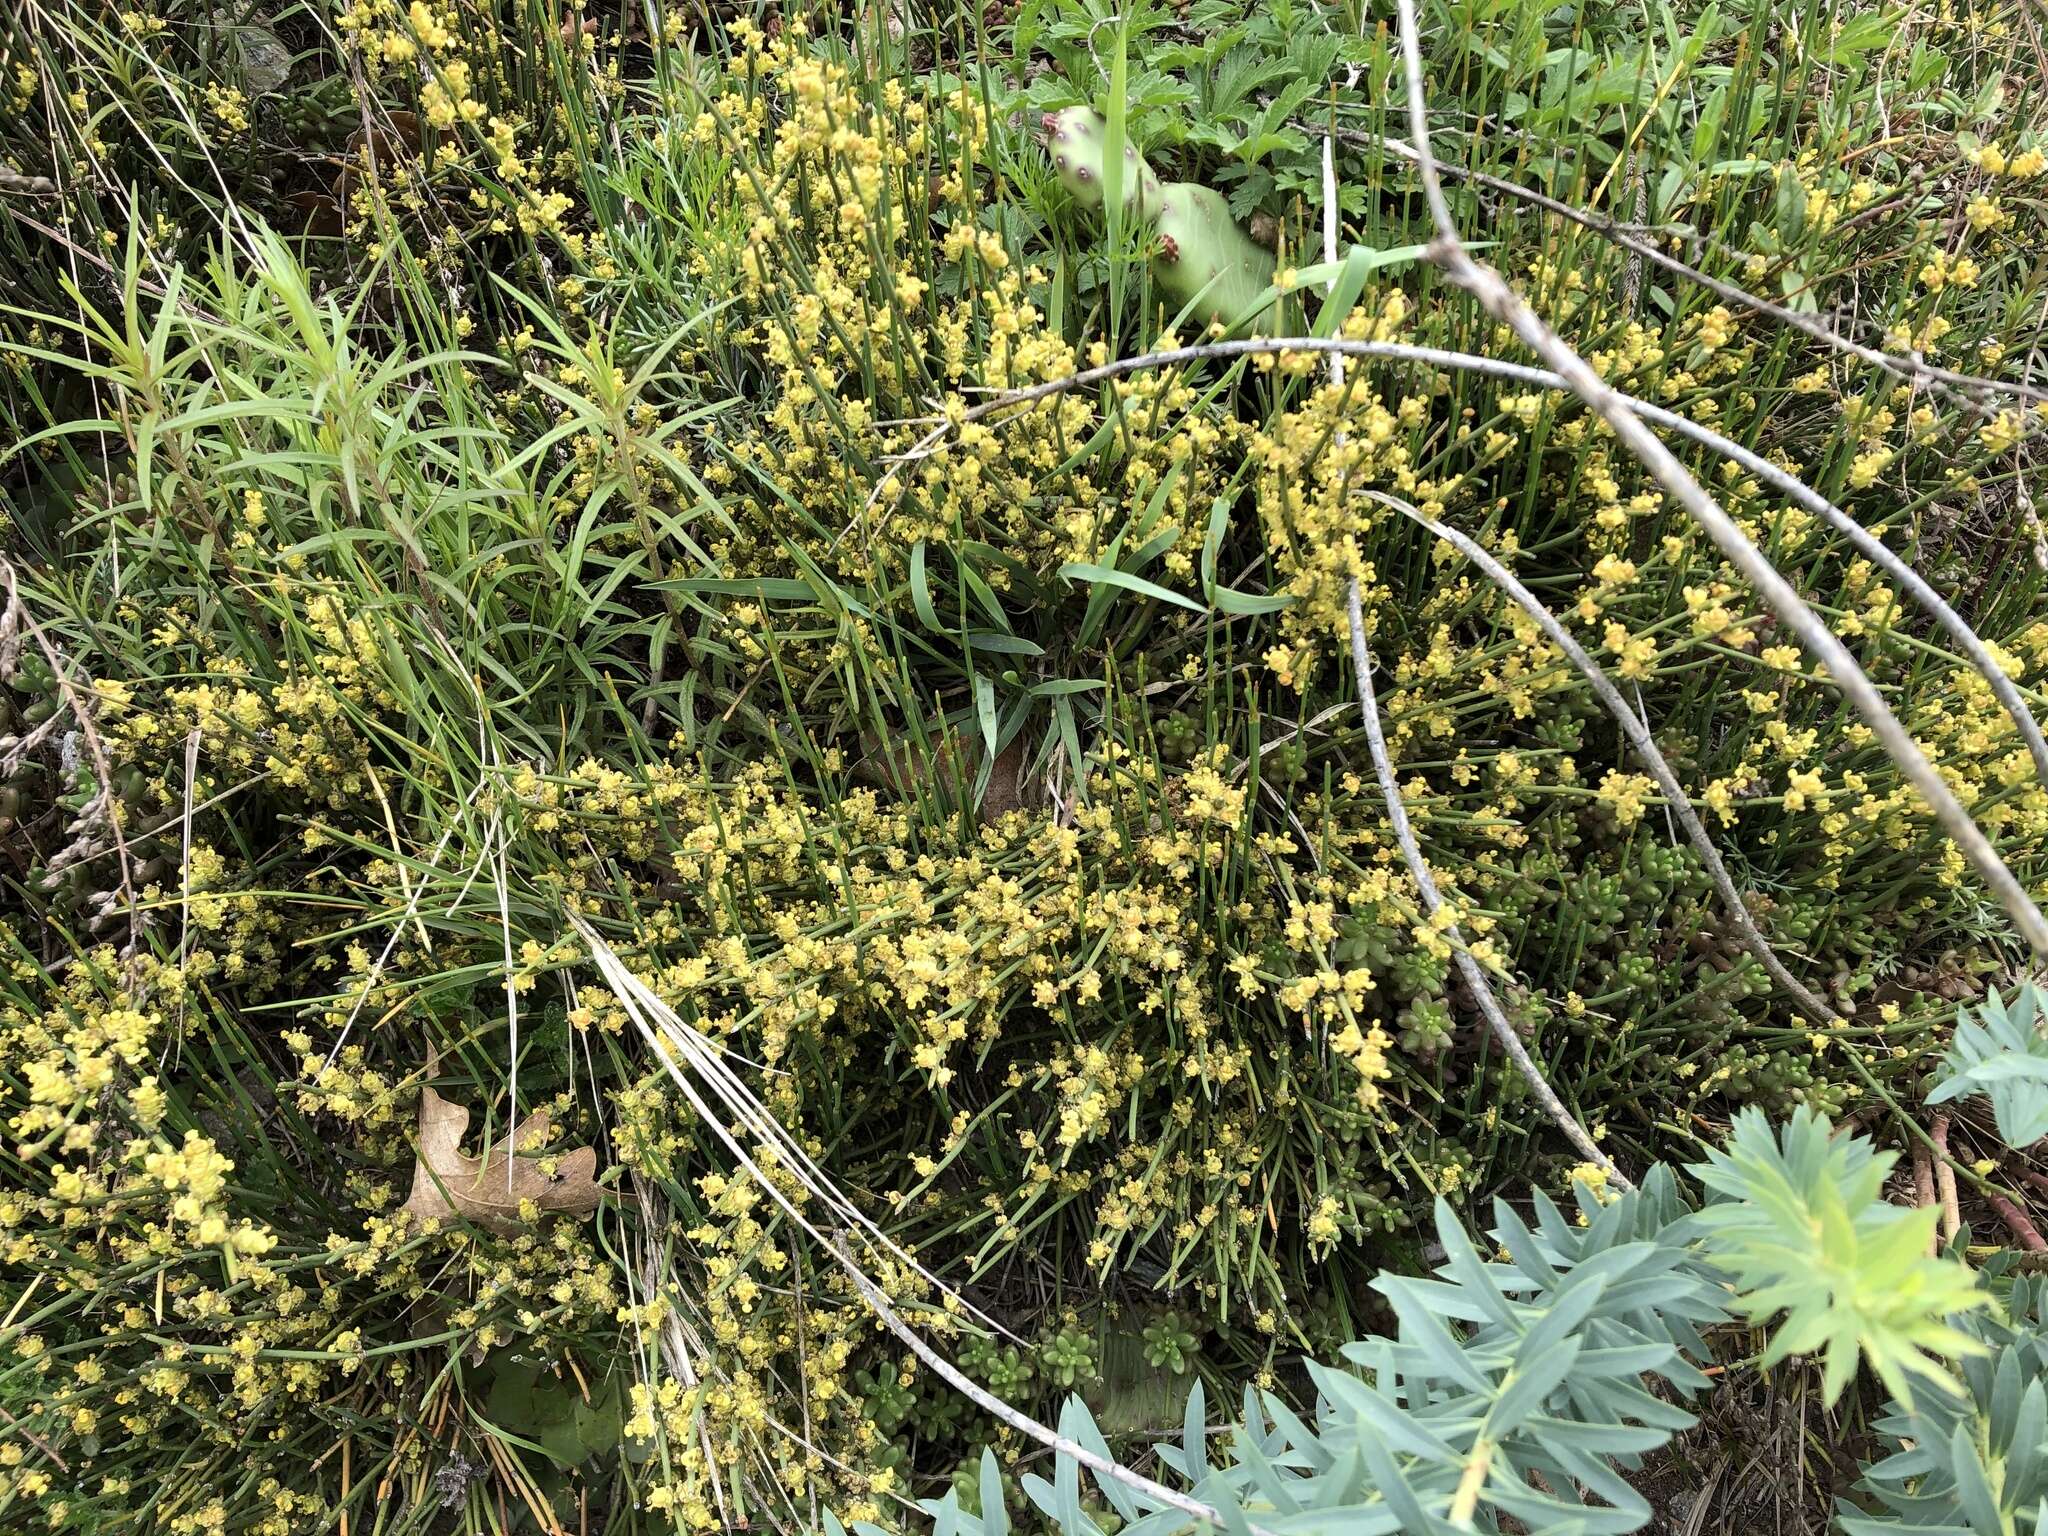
[579,914,1259,1531]
[933,339,2048,786]
[1339,125,2048,414]
[1932,1110,1963,1242]
[1389,0,2048,957]
[837,1244,1277,1536]
[1321,80,1626,1183]
[1344,576,1633,1188]
[928,329,2048,958]
[0,557,142,959]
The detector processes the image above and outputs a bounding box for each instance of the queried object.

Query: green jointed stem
[1042,107,1275,330]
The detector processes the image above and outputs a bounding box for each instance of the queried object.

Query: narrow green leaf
[1058,562,1205,613]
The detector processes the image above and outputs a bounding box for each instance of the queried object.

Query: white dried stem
[1345,580,1632,1189]
[1350,126,2048,415]
[837,1246,1269,1535]
[1385,0,2048,955]
[576,914,1012,1338]
[580,915,1249,1530]
[955,329,2048,785]
[1362,488,1850,1032]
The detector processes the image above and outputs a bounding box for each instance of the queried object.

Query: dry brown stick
[1913,1141,1939,1256]
[1988,1188,2048,1253]
[1374,5,2048,1217]
[1356,486,2048,1204]
[630,1173,735,1531]
[1931,1112,1962,1242]
[0,1404,68,1472]
[1344,125,2048,414]
[0,558,141,958]
[2012,1165,2048,1201]
[1361,489,1851,1032]
[588,917,1254,1531]
[585,916,1013,1335]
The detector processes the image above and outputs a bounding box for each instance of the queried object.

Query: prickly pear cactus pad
[1041,105,1276,328]
[1040,105,1161,214]
[1149,178,1276,328]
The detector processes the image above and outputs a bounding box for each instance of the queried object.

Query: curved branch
[1387,0,2048,954]
[582,917,1261,1534]
[943,330,2048,949]
[1339,126,2048,414]
[1363,487,1852,1034]
[950,331,2048,788]
[1345,578,1634,1189]
[840,1250,1269,1535]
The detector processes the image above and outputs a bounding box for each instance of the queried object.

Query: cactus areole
[1041,106,1276,331]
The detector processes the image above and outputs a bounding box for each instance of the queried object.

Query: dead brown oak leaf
[402,1087,603,1235]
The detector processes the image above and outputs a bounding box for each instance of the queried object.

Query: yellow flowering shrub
[10,0,2048,1528]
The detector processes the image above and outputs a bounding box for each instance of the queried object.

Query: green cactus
[1149,179,1275,328]
[1265,738,1310,787]
[1042,105,1162,216]
[989,1346,1035,1397]
[1040,106,1275,331]
[871,1436,913,1481]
